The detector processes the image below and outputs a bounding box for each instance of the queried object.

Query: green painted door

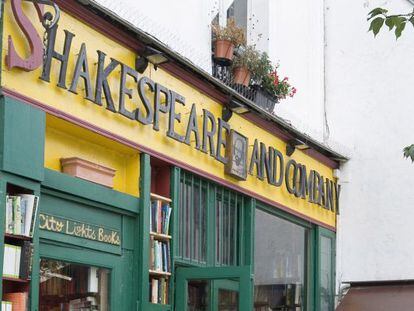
[175,266,252,311]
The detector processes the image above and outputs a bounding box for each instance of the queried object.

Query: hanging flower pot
[212,18,245,65]
[214,40,235,62]
[233,66,251,86]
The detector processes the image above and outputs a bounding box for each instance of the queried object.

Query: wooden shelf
[3,276,30,283]
[4,233,32,241]
[149,270,171,277]
[150,232,172,240]
[150,193,172,203]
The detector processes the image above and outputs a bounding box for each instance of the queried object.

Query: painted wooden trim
[1,90,335,231]
[42,168,139,214]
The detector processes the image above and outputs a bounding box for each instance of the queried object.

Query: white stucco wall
[92,0,214,72]
[325,0,414,287]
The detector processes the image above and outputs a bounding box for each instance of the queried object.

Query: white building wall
[93,0,214,72]
[325,0,414,287]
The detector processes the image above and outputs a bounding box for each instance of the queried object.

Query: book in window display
[149,195,172,305]
[5,194,39,237]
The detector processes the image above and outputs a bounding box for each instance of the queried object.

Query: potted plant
[231,45,261,86]
[255,63,297,112]
[212,18,245,64]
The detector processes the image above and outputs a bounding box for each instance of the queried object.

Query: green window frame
[315,227,336,311]
[175,170,246,268]
[254,202,314,311]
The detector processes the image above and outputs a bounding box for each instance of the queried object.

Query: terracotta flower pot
[233,66,251,86]
[60,157,116,188]
[214,40,234,63]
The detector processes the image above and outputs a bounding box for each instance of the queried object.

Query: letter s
[6,0,44,71]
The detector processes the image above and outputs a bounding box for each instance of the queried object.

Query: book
[1,301,12,311]
[4,194,39,237]
[13,196,22,235]
[150,199,172,235]
[19,241,34,280]
[3,244,21,279]
[3,292,28,311]
[151,278,159,303]
[5,196,13,234]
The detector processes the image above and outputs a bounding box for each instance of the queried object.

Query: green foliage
[367,7,414,39]
[403,145,414,162]
[232,45,261,72]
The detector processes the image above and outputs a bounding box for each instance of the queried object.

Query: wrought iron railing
[212,62,278,113]
[212,63,257,102]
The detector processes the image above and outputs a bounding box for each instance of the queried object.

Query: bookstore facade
[0,1,343,310]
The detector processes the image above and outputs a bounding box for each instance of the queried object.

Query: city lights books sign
[5,0,340,215]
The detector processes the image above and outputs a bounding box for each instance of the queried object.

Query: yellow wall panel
[45,115,140,197]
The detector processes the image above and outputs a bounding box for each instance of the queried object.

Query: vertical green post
[0,179,7,302]
[170,166,180,308]
[30,187,41,311]
[243,197,255,310]
[137,153,151,311]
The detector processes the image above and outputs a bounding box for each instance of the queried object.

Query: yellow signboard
[1,1,338,228]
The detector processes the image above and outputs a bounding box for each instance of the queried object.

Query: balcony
[212,62,278,114]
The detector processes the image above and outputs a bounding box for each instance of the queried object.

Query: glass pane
[320,236,333,311]
[218,289,238,311]
[39,259,110,311]
[216,192,240,266]
[254,209,307,311]
[188,280,209,311]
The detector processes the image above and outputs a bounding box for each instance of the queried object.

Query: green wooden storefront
[0,97,336,310]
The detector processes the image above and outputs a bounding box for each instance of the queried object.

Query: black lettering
[274,148,284,187]
[325,178,334,211]
[153,83,170,131]
[184,104,201,149]
[167,91,185,142]
[119,63,139,120]
[285,159,298,194]
[201,109,217,156]
[69,43,94,101]
[95,50,119,112]
[249,139,262,178]
[137,77,155,125]
[40,27,74,89]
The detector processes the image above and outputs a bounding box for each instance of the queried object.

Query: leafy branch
[367,7,414,38]
[404,145,414,162]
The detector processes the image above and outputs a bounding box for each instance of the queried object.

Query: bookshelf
[149,192,172,306]
[2,184,39,310]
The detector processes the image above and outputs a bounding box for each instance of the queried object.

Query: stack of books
[69,296,99,311]
[150,278,168,304]
[149,239,170,273]
[2,293,28,311]
[3,241,34,279]
[150,200,172,235]
[1,301,12,311]
[5,194,39,237]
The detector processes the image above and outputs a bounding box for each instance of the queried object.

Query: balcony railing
[212,62,278,113]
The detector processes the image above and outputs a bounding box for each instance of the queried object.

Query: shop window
[254,209,308,310]
[39,259,110,311]
[215,191,240,266]
[177,171,243,266]
[178,172,208,263]
[317,228,335,311]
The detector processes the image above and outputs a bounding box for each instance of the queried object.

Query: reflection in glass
[218,289,238,311]
[320,236,333,311]
[39,259,110,311]
[187,280,209,311]
[254,209,307,311]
